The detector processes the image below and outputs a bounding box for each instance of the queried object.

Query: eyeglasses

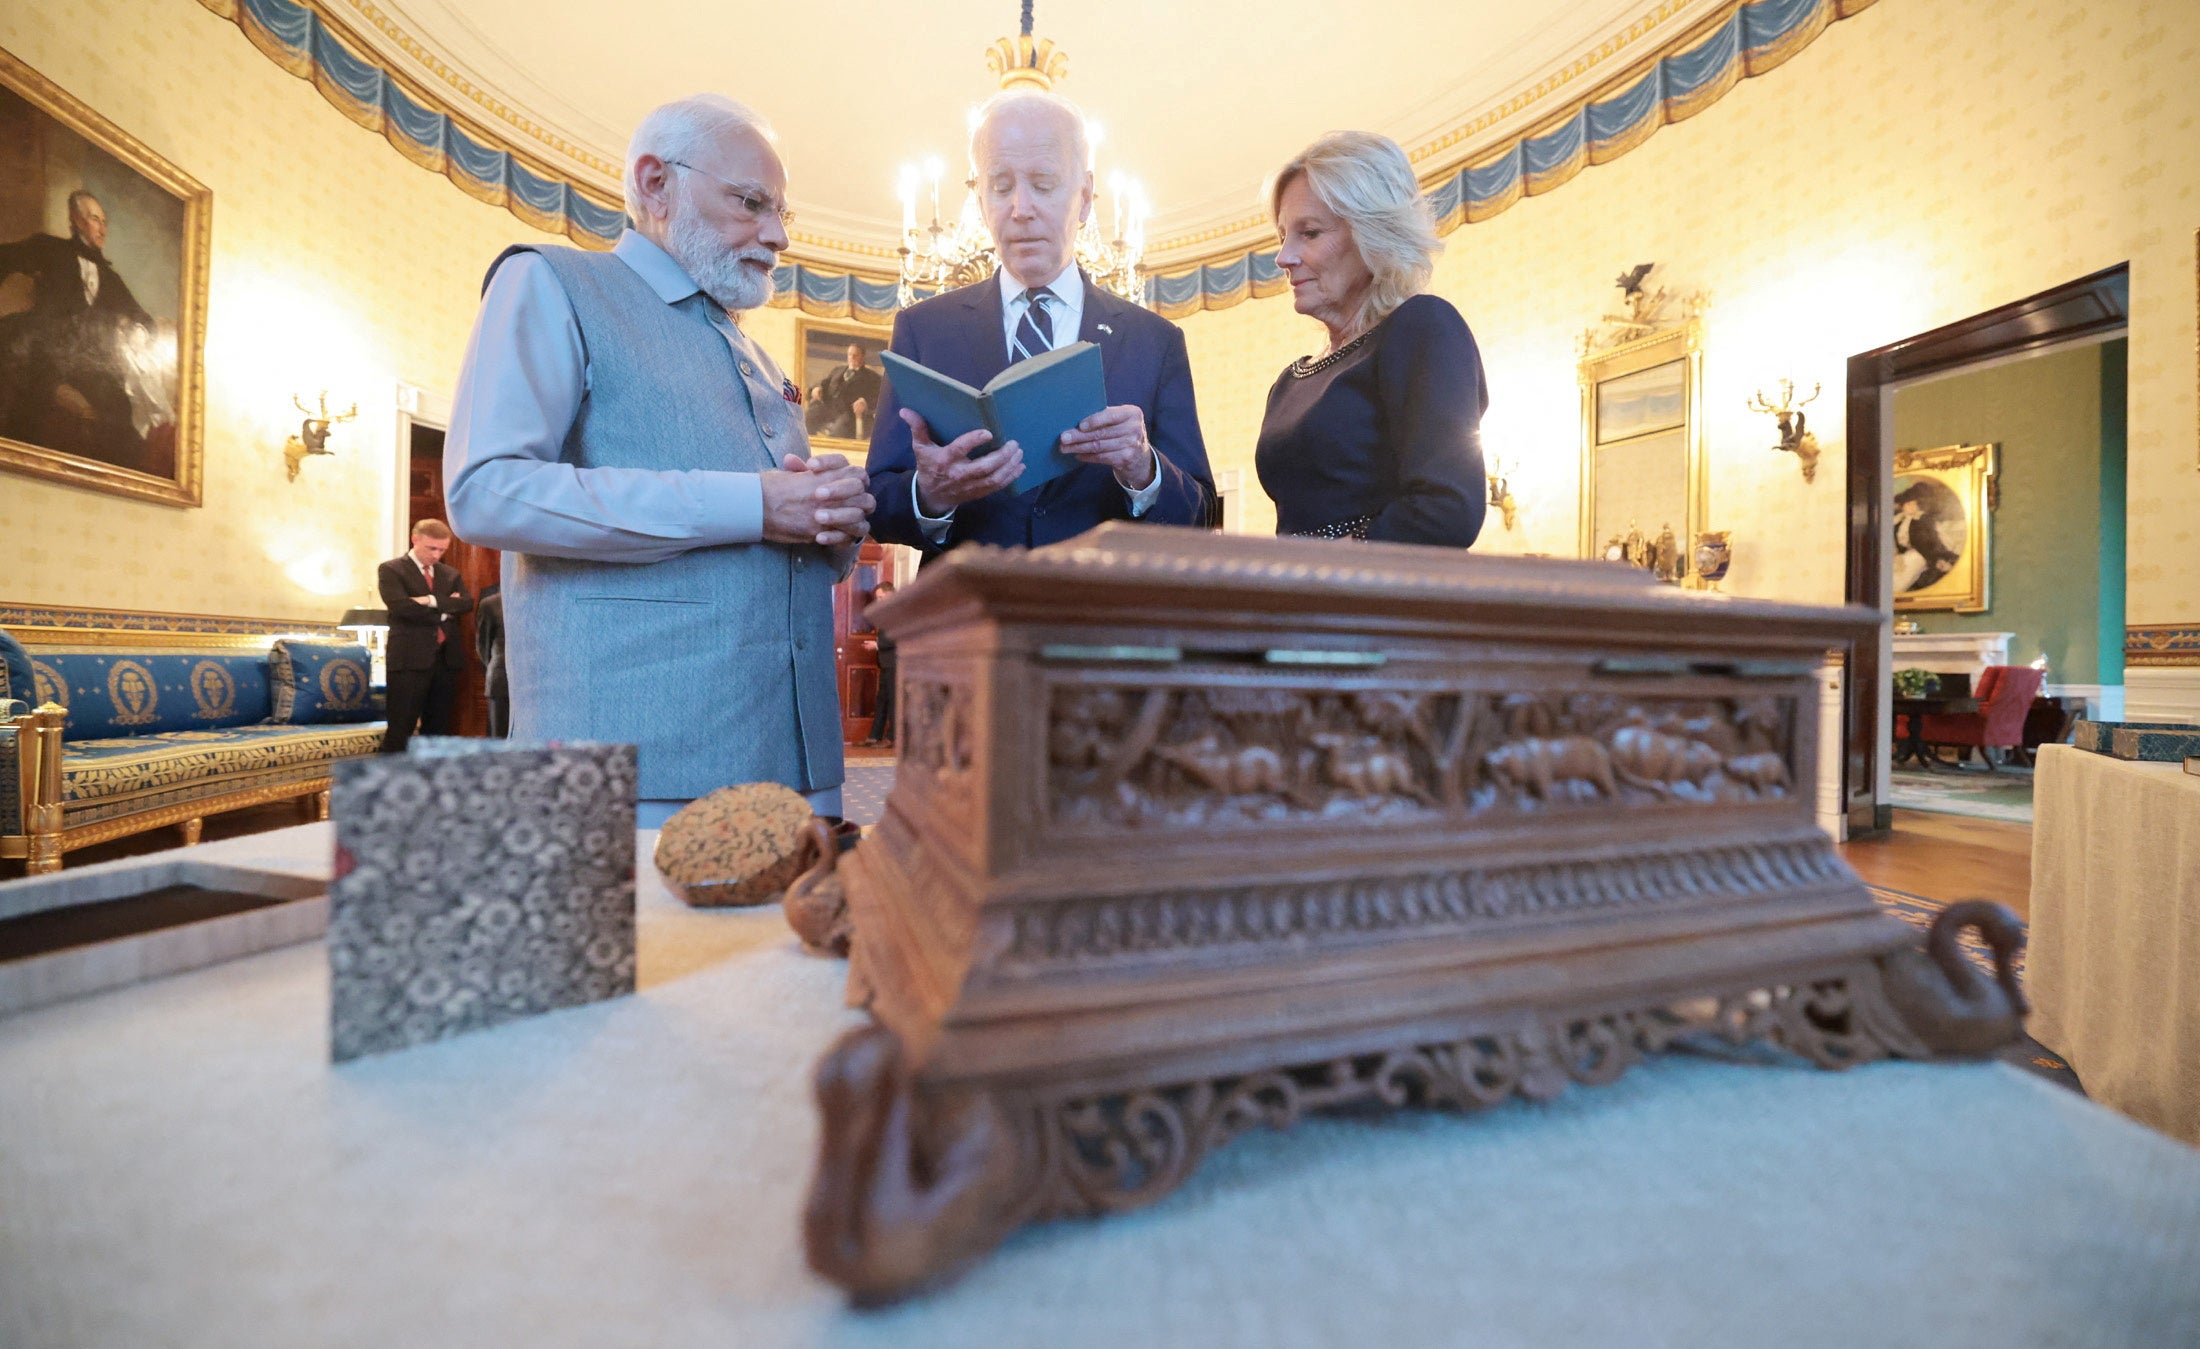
[666,161,796,227]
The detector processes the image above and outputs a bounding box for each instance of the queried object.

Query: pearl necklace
[1287,326,1375,378]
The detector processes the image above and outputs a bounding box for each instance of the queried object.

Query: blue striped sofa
[1,629,384,874]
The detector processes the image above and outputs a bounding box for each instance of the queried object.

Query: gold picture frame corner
[0,48,210,510]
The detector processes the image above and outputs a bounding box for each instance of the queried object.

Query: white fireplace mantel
[1892,631,2014,680]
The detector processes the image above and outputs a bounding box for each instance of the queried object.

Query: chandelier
[895,2,1150,309]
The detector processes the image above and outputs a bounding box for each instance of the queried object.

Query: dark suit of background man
[866,91,1212,554]
[0,190,157,472]
[860,580,897,747]
[377,518,474,753]
[807,343,882,441]
[475,584,508,737]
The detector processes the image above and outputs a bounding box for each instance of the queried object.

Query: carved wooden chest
[803,524,2026,1301]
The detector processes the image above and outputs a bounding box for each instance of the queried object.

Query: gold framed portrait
[1892,443,1996,612]
[794,315,891,455]
[1578,319,1706,580]
[0,48,210,508]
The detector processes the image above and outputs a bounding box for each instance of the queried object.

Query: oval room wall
[1178,0,2199,652]
[2,0,2192,667]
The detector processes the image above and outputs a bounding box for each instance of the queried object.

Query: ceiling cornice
[1146,0,1718,266]
[195,0,1883,310]
[1144,0,1880,317]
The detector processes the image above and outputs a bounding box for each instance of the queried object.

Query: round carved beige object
[653,783,815,908]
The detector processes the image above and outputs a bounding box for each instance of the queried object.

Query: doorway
[1842,265,2128,836]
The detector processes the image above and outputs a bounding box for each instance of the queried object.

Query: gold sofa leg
[19,702,67,876]
[315,789,331,822]
[179,817,204,846]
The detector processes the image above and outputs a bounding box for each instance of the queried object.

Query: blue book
[880,342,1106,496]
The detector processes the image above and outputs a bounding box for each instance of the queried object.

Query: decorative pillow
[7,649,273,740]
[10,651,272,743]
[269,640,377,724]
[0,627,31,713]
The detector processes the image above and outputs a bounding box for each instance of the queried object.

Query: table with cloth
[2029,742,2200,1145]
[2,822,2197,1348]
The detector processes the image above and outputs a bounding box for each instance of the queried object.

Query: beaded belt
[1286,513,1377,541]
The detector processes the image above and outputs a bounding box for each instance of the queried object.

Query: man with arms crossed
[446,94,871,824]
[866,90,1213,552]
[375,518,472,754]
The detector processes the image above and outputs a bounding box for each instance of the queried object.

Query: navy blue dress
[1254,293,1488,547]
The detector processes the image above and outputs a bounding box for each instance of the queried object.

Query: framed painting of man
[1891,443,1995,612]
[0,48,209,508]
[795,316,889,455]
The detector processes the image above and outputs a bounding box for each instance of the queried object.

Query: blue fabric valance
[1144,0,1877,318]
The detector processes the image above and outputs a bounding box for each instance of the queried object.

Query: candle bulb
[924,156,943,227]
[898,166,917,238]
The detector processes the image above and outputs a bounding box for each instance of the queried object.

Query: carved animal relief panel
[1046,679,1796,830]
[899,679,978,806]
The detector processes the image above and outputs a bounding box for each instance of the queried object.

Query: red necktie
[422,560,444,644]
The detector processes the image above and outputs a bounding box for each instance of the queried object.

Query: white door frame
[392,381,454,554]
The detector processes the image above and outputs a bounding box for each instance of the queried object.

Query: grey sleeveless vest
[492,243,842,800]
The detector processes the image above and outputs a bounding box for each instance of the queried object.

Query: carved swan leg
[804,1026,1031,1304]
[1875,900,2028,1057]
[782,817,853,956]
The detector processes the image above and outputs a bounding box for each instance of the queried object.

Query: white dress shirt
[444,230,776,564]
[912,261,1162,540]
[78,255,99,307]
[999,262,1086,358]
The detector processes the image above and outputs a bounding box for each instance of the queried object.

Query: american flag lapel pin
[1097,323,1114,336]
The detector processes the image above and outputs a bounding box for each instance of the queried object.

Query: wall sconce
[1485,453,1518,531]
[1747,379,1821,483]
[284,392,357,481]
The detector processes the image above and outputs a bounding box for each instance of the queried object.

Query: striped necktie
[1011,287,1055,363]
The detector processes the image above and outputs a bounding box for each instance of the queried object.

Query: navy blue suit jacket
[866,271,1214,551]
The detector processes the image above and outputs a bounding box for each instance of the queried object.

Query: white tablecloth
[2030,743,2200,1145]
[3,824,2198,1348]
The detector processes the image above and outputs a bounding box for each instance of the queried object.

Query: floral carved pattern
[1023,962,1924,1221]
[1048,683,1796,829]
[804,905,2027,1302]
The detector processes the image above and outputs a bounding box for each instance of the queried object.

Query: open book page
[880,343,1106,495]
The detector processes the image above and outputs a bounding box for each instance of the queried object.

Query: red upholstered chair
[1920,665,2044,769]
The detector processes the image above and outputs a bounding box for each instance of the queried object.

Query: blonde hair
[1269,131,1441,331]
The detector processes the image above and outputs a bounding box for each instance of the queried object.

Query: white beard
[664,206,777,312]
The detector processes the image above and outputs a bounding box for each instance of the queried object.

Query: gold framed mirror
[1578,320,1706,581]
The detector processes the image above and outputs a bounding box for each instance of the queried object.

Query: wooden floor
[1838,808,2033,920]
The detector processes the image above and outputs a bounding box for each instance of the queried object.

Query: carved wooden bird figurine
[1616,263,1655,297]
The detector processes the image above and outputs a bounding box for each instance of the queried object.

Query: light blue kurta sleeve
[443,252,765,563]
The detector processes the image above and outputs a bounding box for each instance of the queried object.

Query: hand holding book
[1058,404,1156,490]
[885,344,1124,513]
[902,413,1025,516]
